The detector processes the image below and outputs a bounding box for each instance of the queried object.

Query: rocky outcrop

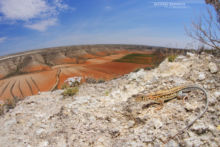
[0,52,219,146]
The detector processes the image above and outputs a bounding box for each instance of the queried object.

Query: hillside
[0,44,187,102]
[0,52,219,146]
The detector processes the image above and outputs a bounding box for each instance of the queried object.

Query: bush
[5,98,16,109]
[86,78,97,84]
[61,83,70,89]
[97,79,105,83]
[62,87,79,96]
[144,67,152,70]
[168,55,177,62]
[134,68,141,72]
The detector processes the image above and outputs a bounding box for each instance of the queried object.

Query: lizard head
[133,94,145,102]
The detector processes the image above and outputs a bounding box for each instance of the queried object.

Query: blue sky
[0,0,211,55]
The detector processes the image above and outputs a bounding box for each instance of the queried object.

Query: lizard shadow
[142,97,177,110]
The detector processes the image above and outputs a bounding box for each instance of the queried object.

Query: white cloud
[0,0,69,31]
[105,6,112,10]
[0,37,6,43]
[54,0,69,10]
[0,0,50,21]
[25,18,57,31]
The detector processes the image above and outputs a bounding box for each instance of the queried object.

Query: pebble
[209,62,218,73]
[198,72,206,81]
[214,91,220,100]
[187,52,195,57]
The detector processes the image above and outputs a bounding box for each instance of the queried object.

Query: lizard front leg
[177,91,188,104]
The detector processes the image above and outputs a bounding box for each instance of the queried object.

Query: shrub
[61,83,70,89]
[62,87,79,96]
[168,55,177,62]
[144,67,152,70]
[0,104,4,115]
[86,78,97,84]
[105,91,109,96]
[5,98,16,109]
[134,68,141,72]
[97,79,105,83]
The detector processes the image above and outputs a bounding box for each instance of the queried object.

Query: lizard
[133,84,209,143]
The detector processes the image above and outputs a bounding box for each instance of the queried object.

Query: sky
[0,0,212,56]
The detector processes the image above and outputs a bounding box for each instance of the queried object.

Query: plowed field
[0,50,162,101]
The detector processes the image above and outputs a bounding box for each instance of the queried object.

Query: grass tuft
[62,87,79,96]
[168,55,177,62]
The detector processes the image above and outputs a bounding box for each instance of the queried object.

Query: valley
[0,44,187,102]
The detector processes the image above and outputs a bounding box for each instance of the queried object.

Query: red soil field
[0,50,159,102]
[54,57,77,65]
[82,54,98,59]
[22,65,51,73]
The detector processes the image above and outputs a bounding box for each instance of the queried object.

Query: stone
[191,122,209,135]
[38,141,49,147]
[183,137,203,147]
[166,140,178,147]
[209,96,217,105]
[209,62,218,73]
[198,72,206,81]
[187,52,195,57]
[214,91,220,100]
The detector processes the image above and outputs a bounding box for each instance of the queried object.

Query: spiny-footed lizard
[133,85,209,143]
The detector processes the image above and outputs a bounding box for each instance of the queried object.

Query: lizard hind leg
[156,100,164,110]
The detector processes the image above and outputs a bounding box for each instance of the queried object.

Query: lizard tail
[164,85,209,144]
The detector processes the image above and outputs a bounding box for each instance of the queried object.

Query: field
[0,50,166,102]
[114,53,165,67]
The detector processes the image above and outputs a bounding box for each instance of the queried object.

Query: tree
[186,4,220,51]
[205,0,220,23]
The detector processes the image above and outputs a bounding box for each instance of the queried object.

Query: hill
[0,44,189,102]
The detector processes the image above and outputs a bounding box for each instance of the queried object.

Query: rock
[187,52,195,57]
[0,53,220,147]
[184,103,197,111]
[209,96,217,105]
[166,140,179,147]
[198,72,206,81]
[208,62,218,73]
[191,122,209,135]
[214,91,220,100]
[183,137,203,147]
[128,69,145,81]
[38,141,49,147]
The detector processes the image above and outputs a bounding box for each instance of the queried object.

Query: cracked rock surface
[0,52,220,147]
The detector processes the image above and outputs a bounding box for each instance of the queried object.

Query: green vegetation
[0,97,19,116]
[97,79,105,83]
[85,77,105,84]
[105,91,109,96]
[61,83,70,89]
[114,53,165,69]
[114,53,155,64]
[168,55,177,62]
[62,80,80,97]
[62,87,79,96]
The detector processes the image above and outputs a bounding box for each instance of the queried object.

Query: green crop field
[114,53,155,64]
[114,53,165,70]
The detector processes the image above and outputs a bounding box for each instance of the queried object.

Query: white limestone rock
[209,62,218,73]
[198,72,206,81]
